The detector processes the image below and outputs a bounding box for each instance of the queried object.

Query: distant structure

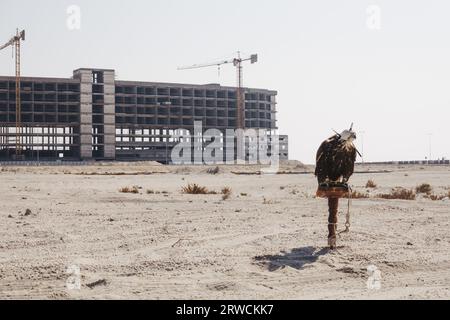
[362,160,449,165]
[0,68,288,162]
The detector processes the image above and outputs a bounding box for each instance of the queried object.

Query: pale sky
[1,0,449,164]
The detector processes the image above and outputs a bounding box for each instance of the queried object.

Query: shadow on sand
[253,246,330,271]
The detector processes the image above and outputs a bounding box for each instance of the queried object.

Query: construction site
[0,30,288,163]
[2,2,450,301]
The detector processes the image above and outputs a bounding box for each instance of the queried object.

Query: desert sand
[0,162,449,299]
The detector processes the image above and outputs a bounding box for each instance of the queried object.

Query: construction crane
[0,29,25,158]
[178,51,258,130]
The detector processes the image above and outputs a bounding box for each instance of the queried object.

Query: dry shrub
[119,186,139,194]
[221,187,232,200]
[182,183,209,194]
[426,194,443,201]
[416,183,432,194]
[378,188,416,200]
[351,191,369,199]
[425,192,449,201]
[365,179,377,188]
[207,166,220,175]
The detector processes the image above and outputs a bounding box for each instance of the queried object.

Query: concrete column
[73,70,93,160]
[103,70,116,159]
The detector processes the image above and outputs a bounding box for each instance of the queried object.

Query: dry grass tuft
[221,187,232,200]
[416,183,432,194]
[377,188,416,200]
[119,186,140,194]
[351,191,369,199]
[365,179,377,188]
[181,183,209,194]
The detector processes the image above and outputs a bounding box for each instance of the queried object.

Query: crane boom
[0,38,15,51]
[0,30,24,51]
[177,58,235,70]
[178,52,257,130]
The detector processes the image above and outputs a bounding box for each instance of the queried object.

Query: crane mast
[0,29,25,158]
[235,56,244,130]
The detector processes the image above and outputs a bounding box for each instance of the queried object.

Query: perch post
[316,184,349,249]
[327,197,339,249]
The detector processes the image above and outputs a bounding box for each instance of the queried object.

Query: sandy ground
[0,162,449,300]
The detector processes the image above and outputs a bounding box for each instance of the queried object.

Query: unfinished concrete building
[0,68,288,162]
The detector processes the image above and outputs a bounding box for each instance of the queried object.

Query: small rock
[24,209,32,216]
[407,242,413,246]
[7,214,13,218]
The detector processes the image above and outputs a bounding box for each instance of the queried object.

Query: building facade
[0,68,288,162]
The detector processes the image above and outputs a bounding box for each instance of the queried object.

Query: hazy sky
[1,0,449,164]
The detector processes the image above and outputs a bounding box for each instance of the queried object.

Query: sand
[0,162,449,300]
